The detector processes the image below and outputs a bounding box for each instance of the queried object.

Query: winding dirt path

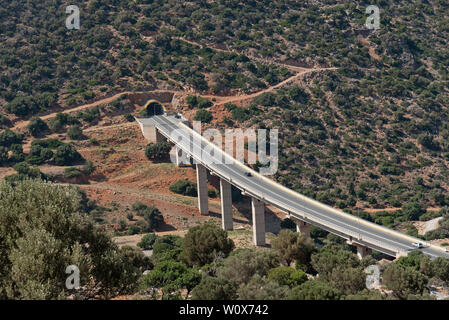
[12,92,133,131]
[174,37,308,73]
[9,36,337,132]
[210,67,337,106]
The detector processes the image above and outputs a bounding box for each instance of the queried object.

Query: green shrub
[186,95,198,107]
[169,179,197,196]
[132,201,147,213]
[145,142,171,160]
[124,113,135,122]
[31,139,65,149]
[54,144,82,166]
[0,146,8,164]
[67,125,84,140]
[197,97,213,109]
[5,95,39,116]
[0,114,11,128]
[64,167,83,178]
[78,107,100,123]
[81,160,95,175]
[181,222,235,266]
[268,266,308,287]
[8,144,25,163]
[143,206,164,231]
[127,225,141,235]
[0,130,23,147]
[27,117,49,137]
[0,179,144,299]
[193,109,212,123]
[11,162,46,180]
[138,233,158,250]
[191,277,237,300]
[288,280,342,300]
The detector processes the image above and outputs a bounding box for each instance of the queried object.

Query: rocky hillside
[1,0,449,235]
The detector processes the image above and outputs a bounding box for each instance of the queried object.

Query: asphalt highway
[137,115,449,259]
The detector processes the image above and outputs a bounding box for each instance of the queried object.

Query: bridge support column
[295,220,310,237]
[196,164,208,215]
[149,126,165,143]
[138,122,166,143]
[220,179,233,231]
[356,244,369,260]
[252,197,265,246]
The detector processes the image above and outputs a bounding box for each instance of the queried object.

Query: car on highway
[245,172,252,177]
[412,242,424,249]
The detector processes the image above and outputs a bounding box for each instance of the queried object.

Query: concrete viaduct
[136,112,449,260]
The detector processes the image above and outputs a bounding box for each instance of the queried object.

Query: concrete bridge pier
[356,244,370,260]
[252,197,266,246]
[196,164,209,215]
[220,179,233,231]
[145,126,165,143]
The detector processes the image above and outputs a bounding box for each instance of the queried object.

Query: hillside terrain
[2,0,449,238]
[2,0,449,300]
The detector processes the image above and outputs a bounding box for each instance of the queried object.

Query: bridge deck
[136,115,449,259]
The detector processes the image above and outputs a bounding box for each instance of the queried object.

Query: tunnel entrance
[139,99,166,117]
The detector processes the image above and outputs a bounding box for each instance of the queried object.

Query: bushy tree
[311,245,360,276]
[54,144,82,165]
[140,260,201,296]
[26,144,53,165]
[329,266,366,295]
[193,109,212,123]
[217,248,279,285]
[169,179,197,196]
[5,95,39,116]
[343,289,385,300]
[237,274,290,300]
[138,233,158,250]
[152,235,184,263]
[288,280,342,300]
[402,201,426,221]
[0,179,143,299]
[119,245,153,273]
[0,130,23,147]
[8,144,25,163]
[67,125,84,140]
[191,276,238,300]
[0,114,11,128]
[0,146,8,164]
[181,222,235,267]
[271,229,315,267]
[382,263,428,299]
[431,257,449,282]
[145,142,171,160]
[143,206,164,231]
[9,162,46,181]
[268,266,308,287]
[27,117,49,137]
